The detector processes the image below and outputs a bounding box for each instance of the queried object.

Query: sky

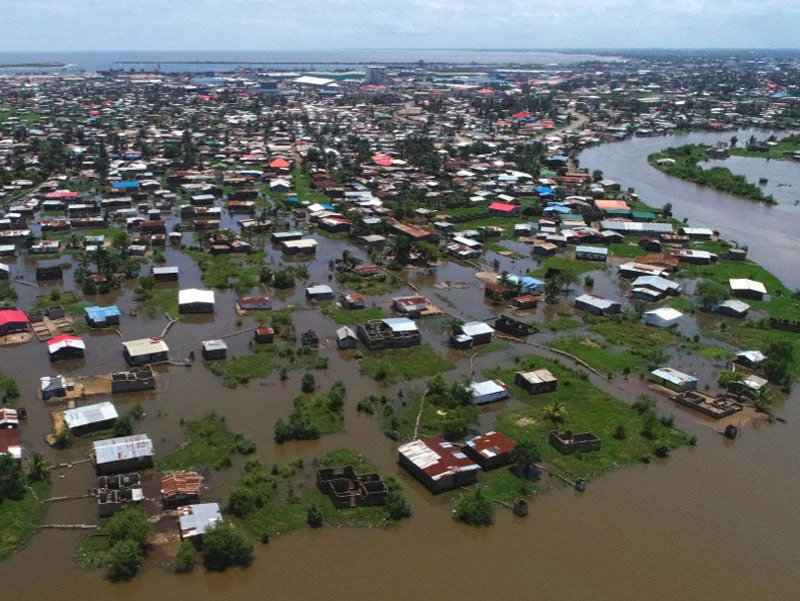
[1,0,799,51]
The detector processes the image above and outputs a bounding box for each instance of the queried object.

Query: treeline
[648,144,776,204]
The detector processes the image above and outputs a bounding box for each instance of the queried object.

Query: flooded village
[1,51,800,600]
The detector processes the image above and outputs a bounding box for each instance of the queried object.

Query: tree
[453,487,494,526]
[307,504,324,528]
[105,507,152,549]
[201,522,253,572]
[107,539,143,582]
[695,280,727,311]
[172,539,198,574]
[53,423,74,448]
[27,453,49,482]
[301,373,316,393]
[113,415,133,437]
[328,380,346,412]
[511,437,542,479]
[0,453,25,501]
[95,142,110,181]
[762,340,795,386]
[543,400,567,423]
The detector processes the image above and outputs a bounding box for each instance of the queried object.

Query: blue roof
[543,205,572,214]
[85,305,121,320]
[536,187,555,195]
[549,155,569,162]
[112,181,140,189]
[320,203,335,210]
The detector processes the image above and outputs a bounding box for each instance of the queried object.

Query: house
[549,430,601,455]
[40,375,68,400]
[84,305,121,328]
[574,294,621,316]
[0,309,30,336]
[505,275,545,295]
[643,307,683,328]
[650,367,698,392]
[201,339,227,360]
[462,431,516,471]
[316,466,388,509]
[161,471,204,509]
[729,278,767,300]
[495,314,536,337]
[340,293,366,309]
[0,408,19,429]
[575,245,608,262]
[733,350,766,369]
[178,503,222,540]
[392,296,429,318]
[47,334,86,361]
[0,429,22,460]
[513,295,540,310]
[306,285,334,301]
[458,321,495,345]
[631,275,680,297]
[62,401,118,435]
[253,327,275,344]
[237,297,272,311]
[357,318,421,350]
[271,231,304,243]
[122,338,169,366]
[716,299,750,318]
[336,326,358,349]
[281,238,318,255]
[93,434,155,475]
[487,201,520,216]
[397,437,480,494]
[468,379,510,405]
[515,369,558,394]
[269,179,292,193]
[178,288,215,314]
[152,265,179,282]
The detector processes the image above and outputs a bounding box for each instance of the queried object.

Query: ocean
[0,49,616,73]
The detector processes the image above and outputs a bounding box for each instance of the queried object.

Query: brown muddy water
[2,145,800,600]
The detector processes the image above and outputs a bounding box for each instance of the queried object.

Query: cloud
[0,0,797,50]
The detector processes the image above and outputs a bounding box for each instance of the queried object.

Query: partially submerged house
[574,294,621,316]
[84,305,121,328]
[729,279,767,300]
[152,265,179,282]
[650,367,698,392]
[549,430,601,455]
[462,431,516,471]
[111,366,156,393]
[96,473,144,517]
[201,339,227,360]
[93,434,155,475]
[357,318,421,350]
[643,307,683,328]
[716,299,750,318]
[161,471,204,509]
[306,284,334,301]
[47,334,86,361]
[457,321,495,346]
[468,379,510,405]
[0,309,30,336]
[63,401,118,436]
[336,326,358,349]
[178,288,215,314]
[122,338,169,366]
[397,437,480,494]
[178,503,222,540]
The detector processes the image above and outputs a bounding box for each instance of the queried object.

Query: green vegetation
[608,241,647,258]
[201,522,253,572]
[453,487,494,526]
[274,389,345,443]
[160,412,253,471]
[359,345,455,383]
[0,475,49,562]
[729,134,800,161]
[337,271,405,295]
[0,372,20,403]
[290,168,331,204]
[489,355,691,478]
[531,256,602,278]
[171,540,198,574]
[649,144,776,203]
[184,250,265,294]
[322,304,384,326]
[546,315,583,332]
[208,341,321,388]
[77,507,152,581]
[550,335,654,375]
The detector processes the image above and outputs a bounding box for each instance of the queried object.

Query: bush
[202,522,253,572]
[234,433,256,455]
[453,487,494,526]
[301,373,316,393]
[105,507,152,549]
[274,399,320,443]
[307,504,324,528]
[53,423,74,448]
[113,415,133,437]
[632,395,656,415]
[328,380,346,412]
[384,478,412,520]
[612,424,627,440]
[172,540,198,574]
[356,397,376,414]
[106,539,143,582]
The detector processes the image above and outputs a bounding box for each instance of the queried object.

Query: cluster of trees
[103,507,153,581]
[274,396,320,443]
[453,487,494,526]
[425,374,479,440]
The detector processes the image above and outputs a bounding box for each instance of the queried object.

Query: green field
[0,480,50,562]
[359,345,455,382]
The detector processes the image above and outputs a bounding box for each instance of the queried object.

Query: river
[580,129,800,289]
[1,134,799,600]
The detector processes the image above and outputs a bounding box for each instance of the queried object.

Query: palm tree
[27,453,49,482]
[511,437,542,480]
[544,400,568,424]
[442,316,464,336]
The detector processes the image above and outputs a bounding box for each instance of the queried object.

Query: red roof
[47,334,85,352]
[513,111,531,119]
[0,309,29,326]
[372,155,394,167]
[0,428,21,455]
[465,431,516,459]
[44,191,79,199]
[488,202,518,213]
[269,158,290,169]
[399,437,479,481]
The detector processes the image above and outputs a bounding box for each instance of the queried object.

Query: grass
[481,466,546,504]
[709,322,800,381]
[302,394,345,435]
[546,315,583,332]
[76,531,113,569]
[729,134,800,161]
[549,335,651,375]
[322,304,384,326]
[184,249,264,294]
[159,412,237,471]
[139,288,179,318]
[472,340,512,356]
[489,355,691,479]
[588,314,682,354]
[608,242,647,258]
[359,345,455,383]
[291,168,332,204]
[0,480,50,562]
[337,272,405,296]
[532,256,605,277]
[208,344,321,388]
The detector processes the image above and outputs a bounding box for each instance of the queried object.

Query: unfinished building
[315,466,388,509]
[356,318,421,350]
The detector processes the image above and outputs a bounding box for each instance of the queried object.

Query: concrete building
[574,294,621,316]
[357,318,421,350]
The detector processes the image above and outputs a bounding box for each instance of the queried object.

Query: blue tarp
[85,305,121,323]
[112,181,140,189]
[536,186,555,196]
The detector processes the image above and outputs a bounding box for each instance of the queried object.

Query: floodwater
[580,129,800,288]
[2,143,800,600]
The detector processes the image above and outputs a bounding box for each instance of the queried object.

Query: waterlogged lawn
[359,345,455,382]
[549,335,650,375]
[322,305,385,326]
[488,355,691,479]
[159,412,237,471]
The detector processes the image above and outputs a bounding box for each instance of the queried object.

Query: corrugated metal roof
[516,369,557,385]
[122,338,169,357]
[398,438,479,481]
[179,288,215,305]
[464,431,515,459]
[651,367,698,386]
[93,434,154,465]
[63,401,118,429]
[161,472,203,498]
[178,503,222,538]
[460,321,495,337]
[382,317,418,332]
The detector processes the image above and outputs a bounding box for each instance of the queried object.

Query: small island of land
[648,144,777,204]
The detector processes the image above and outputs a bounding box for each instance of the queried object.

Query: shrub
[106,539,143,582]
[612,424,627,440]
[301,373,316,393]
[453,487,494,526]
[234,433,256,455]
[307,504,324,528]
[202,522,253,572]
[172,540,198,574]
